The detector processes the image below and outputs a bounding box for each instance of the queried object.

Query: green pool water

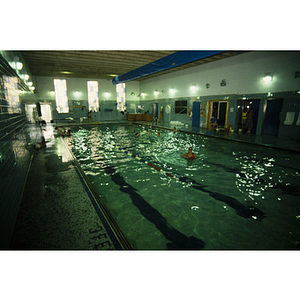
[66,124,300,250]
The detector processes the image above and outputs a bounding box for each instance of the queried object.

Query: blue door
[263,98,283,136]
[154,103,159,121]
[192,102,201,127]
[250,99,260,134]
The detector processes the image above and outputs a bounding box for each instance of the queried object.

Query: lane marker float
[118,147,178,180]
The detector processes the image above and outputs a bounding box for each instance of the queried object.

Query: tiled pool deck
[8,121,300,250]
[9,124,132,250]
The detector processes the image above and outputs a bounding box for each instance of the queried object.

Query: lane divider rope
[118,147,179,180]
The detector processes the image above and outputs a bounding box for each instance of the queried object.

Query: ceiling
[20,50,246,81]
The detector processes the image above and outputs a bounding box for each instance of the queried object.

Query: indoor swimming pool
[65,124,300,250]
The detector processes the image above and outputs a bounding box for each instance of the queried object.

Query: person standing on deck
[87,110,92,123]
[241,108,248,132]
[246,108,254,133]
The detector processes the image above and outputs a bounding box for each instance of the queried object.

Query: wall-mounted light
[170,88,174,93]
[190,85,196,91]
[141,92,145,96]
[263,73,273,82]
[50,90,55,95]
[154,90,158,95]
[105,91,109,96]
[16,62,23,70]
[75,90,80,95]
[24,74,29,81]
[30,86,35,91]
[28,81,33,87]
[10,58,22,70]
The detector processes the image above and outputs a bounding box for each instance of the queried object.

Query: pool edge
[60,137,134,250]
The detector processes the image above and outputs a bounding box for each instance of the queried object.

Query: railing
[169,107,186,123]
[148,117,155,127]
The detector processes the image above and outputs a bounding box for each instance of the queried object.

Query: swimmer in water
[182,147,198,160]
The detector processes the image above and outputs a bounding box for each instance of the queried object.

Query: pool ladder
[148,117,156,128]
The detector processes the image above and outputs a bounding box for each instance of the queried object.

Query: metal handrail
[170,107,186,122]
[148,117,155,127]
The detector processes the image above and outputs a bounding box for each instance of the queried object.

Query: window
[54,79,69,113]
[4,76,21,114]
[175,100,187,114]
[87,81,99,112]
[116,83,126,112]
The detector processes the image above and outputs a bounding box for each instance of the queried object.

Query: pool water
[66,124,300,250]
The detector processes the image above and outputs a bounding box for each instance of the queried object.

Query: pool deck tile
[9,125,130,250]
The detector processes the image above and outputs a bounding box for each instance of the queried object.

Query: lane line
[118,147,178,180]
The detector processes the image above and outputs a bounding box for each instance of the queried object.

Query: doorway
[25,103,53,124]
[192,101,201,127]
[236,99,260,134]
[25,104,37,123]
[40,103,52,123]
[207,100,228,127]
[153,103,159,122]
[263,98,283,136]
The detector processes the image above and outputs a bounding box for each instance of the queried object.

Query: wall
[32,51,300,138]
[137,51,300,138]
[0,52,40,248]
[277,93,300,139]
[139,51,300,100]
[34,76,141,123]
